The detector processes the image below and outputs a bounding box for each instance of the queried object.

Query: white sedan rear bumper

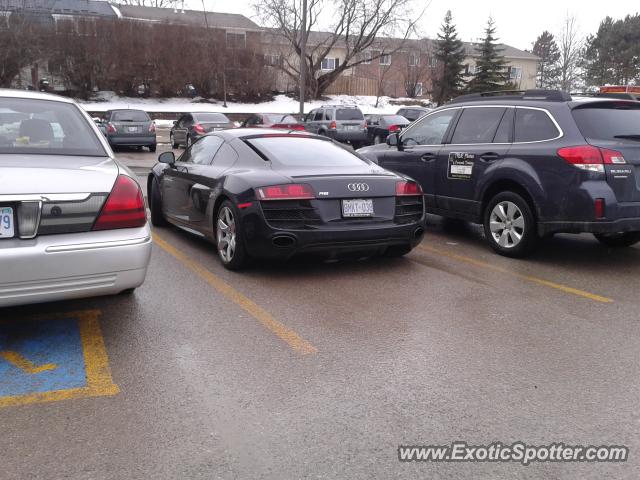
[0,225,152,308]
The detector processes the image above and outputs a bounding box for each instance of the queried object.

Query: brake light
[595,198,605,219]
[363,121,368,129]
[271,123,305,131]
[328,121,337,130]
[193,123,206,134]
[557,145,626,173]
[106,122,117,134]
[256,184,315,200]
[290,124,306,131]
[396,180,422,196]
[92,175,146,230]
[149,123,156,133]
[388,124,400,133]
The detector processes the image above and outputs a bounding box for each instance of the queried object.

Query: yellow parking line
[153,233,318,355]
[0,351,57,374]
[418,244,613,304]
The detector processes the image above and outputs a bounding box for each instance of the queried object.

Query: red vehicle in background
[599,86,640,101]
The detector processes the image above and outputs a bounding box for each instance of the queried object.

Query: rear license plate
[345,125,359,131]
[0,207,15,239]
[127,126,138,133]
[342,199,374,217]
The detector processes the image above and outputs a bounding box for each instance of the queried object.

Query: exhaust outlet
[272,235,296,248]
[413,227,425,240]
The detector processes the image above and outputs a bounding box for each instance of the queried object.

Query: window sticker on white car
[448,152,475,180]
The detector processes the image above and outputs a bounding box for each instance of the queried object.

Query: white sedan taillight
[92,175,146,230]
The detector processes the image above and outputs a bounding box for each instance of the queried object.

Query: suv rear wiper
[614,134,640,141]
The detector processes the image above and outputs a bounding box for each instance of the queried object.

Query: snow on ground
[78,92,425,116]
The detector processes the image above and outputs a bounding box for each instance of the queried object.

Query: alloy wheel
[217,206,236,262]
[489,201,525,248]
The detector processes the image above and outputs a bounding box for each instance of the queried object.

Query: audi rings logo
[347,183,370,192]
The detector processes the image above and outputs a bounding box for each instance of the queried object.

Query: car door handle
[479,152,500,162]
[420,153,437,162]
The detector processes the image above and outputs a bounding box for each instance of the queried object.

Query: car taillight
[92,175,146,231]
[256,183,315,200]
[595,198,606,219]
[290,124,306,131]
[396,180,422,196]
[388,124,400,133]
[106,122,117,134]
[363,121,368,129]
[193,123,206,134]
[149,123,156,133]
[557,145,626,173]
[328,121,337,130]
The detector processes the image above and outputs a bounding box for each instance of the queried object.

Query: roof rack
[321,104,359,108]
[448,89,572,104]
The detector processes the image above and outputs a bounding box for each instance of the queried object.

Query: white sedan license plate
[0,207,15,239]
[342,199,374,217]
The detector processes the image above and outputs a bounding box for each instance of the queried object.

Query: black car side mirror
[158,151,175,165]
[387,132,403,151]
[172,120,177,126]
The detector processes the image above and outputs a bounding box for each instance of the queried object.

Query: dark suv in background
[102,109,156,152]
[170,112,233,148]
[358,90,640,257]
[303,105,368,148]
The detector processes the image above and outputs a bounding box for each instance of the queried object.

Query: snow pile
[78,93,424,116]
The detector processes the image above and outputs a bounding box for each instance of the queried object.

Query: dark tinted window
[402,109,457,146]
[0,98,106,156]
[313,110,324,121]
[111,110,150,122]
[247,137,368,167]
[195,113,229,123]
[572,102,640,142]
[179,135,224,165]
[265,114,297,124]
[514,108,559,142]
[451,107,505,144]
[493,108,514,143]
[336,108,364,120]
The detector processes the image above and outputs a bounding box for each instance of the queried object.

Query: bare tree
[256,0,423,99]
[557,14,583,91]
[0,10,43,88]
[403,46,430,98]
[113,0,179,7]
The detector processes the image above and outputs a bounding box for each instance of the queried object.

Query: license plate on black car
[342,199,374,217]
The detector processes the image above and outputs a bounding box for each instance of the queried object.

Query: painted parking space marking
[0,310,119,408]
[153,232,318,355]
[418,244,613,304]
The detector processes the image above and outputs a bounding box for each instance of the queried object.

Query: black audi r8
[148,129,426,269]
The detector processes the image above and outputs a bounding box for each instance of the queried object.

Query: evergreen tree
[532,31,561,89]
[466,17,508,93]
[432,10,466,105]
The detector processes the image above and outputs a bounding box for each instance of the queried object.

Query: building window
[429,56,437,68]
[509,66,522,80]
[379,54,391,66]
[415,82,423,97]
[226,31,246,49]
[408,53,420,67]
[321,58,339,70]
[265,54,280,66]
[361,51,371,64]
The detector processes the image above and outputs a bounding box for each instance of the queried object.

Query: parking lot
[1,132,639,479]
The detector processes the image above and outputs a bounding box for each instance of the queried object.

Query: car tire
[170,132,179,149]
[384,244,412,257]
[483,191,539,257]
[149,145,156,153]
[149,176,167,227]
[215,200,248,270]
[594,232,640,248]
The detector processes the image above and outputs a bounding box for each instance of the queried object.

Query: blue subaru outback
[357,90,640,257]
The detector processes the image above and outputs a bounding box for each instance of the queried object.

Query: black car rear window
[195,113,229,123]
[247,136,368,167]
[0,98,106,156]
[514,108,560,142]
[380,115,409,126]
[572,102,640,142]
[336,109,364,121]
[111,110,150,122]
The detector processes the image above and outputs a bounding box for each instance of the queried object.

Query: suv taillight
[92,175,146,230]
[106,122,117,134]
[328,121,337,130]
[193,123,206,134]
[557,145,626,173]
[256,184,315,200]
[149,123,156,133]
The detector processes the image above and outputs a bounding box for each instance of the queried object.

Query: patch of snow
[78,93,426,116]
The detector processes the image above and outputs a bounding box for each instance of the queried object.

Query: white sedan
[0,89,151,307]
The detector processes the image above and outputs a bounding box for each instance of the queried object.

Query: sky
[190,0,639,51]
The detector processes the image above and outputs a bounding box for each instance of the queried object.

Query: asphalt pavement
[1,139,639,479]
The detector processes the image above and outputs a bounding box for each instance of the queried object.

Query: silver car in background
[0,89,152,307]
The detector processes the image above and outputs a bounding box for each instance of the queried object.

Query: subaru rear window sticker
[448,152,475,180]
